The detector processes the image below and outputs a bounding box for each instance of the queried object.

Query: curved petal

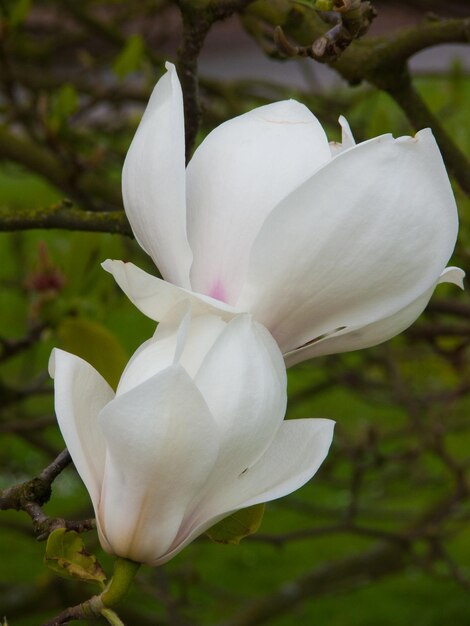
[116,301,191,395]
[186,100,331,304]
[329,115,356,156]
[194,314,287,482]
[102,260,238,322]
[284,266,465,365]
[157,418,334,566]
[122,62,192,287]
[238,129,459,355]
[98,364,219,564]
[284,267,460,365]
[117,306,228,394]
[49,349,113,508]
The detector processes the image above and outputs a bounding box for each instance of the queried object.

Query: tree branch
[0,126,122,210]
[0,449,95,540]
[0,201,132,236]
[0,449,71,514]
[244,6,470,192]
[219,542,409,626]
[176,0,258,161]
[379,68,470,194]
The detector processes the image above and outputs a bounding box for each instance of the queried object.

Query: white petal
[102,259,238,322]
[117,306,228,394]
[194,315,287,481]
[238,129,459,355]
[122,62,192,287]
[49,349,113,508]
[116,301,191,395]
[437,266,465,289]
[284,266,465,365]
[186,100,331,304]
[158,418,334,565]
[98,364,219,564]
[329,115,356,156]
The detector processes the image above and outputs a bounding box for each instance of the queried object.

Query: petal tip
[439,266,465,289]
[48,348,58,378]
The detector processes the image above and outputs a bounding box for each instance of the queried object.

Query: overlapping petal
[122,62,192,287]
[194,314,287,484]
[238,129,459,353]
[98,364,219,564]
[160,418,335,565]
[102,260,236,322]
[49,349,113,507]
[284,267,465,365]
[186,100,331,304]
[50,308,335,567]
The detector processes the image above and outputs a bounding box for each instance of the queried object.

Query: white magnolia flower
[104,63,464,367]
[50,305,334,566]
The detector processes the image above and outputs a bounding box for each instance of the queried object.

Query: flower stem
[101,557,141,608]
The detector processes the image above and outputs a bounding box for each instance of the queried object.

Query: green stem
[101,557,141,607]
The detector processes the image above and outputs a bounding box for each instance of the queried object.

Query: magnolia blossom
[50,305,334,566]
[104,63,464,366]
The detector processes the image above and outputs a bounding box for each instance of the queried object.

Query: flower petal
[102,259,238,322]
[98,364,219,564]
[284,266,465,365]
[194,314,287,480]
[159,418,334,565]
[117,305,228,394]
[49,349,113,508]
[238,129,459,355]
[122,62,192,287]
[186,100,331,304]
[329,115,356,156]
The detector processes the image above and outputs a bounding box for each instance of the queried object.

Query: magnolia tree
[0,1,469,625]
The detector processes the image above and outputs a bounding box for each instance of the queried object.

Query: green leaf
[44,529,107,586]
[206,504,265,545]
[113,35,145,80]
[58,317,128,389]
[9,0,32,27]
[48,84,79,132]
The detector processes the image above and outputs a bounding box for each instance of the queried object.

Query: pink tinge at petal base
[208,280,228,304]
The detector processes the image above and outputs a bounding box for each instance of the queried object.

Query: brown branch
[0,126,122,210]
[0,449,70,511]
[428,299,470,319]
[219,481,467,626]
[176,0,258,161]
[41,596,103,626]
[0,324,46,362]
[377,68,470,195]
[275,0,377,63]
[0,449,97,540]
[219,542,409,626]
[0,201,132,237]
[176,9,213,162]
[244,6,470,192]
[250,523,408,547]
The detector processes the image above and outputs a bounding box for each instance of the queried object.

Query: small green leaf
[9,0,32,27]
[48,84,79,132]
[58,317,128,389]
[113,35,145,80]
[206,504,265,544]
[45,529,107,586]
[314,0,334,9]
